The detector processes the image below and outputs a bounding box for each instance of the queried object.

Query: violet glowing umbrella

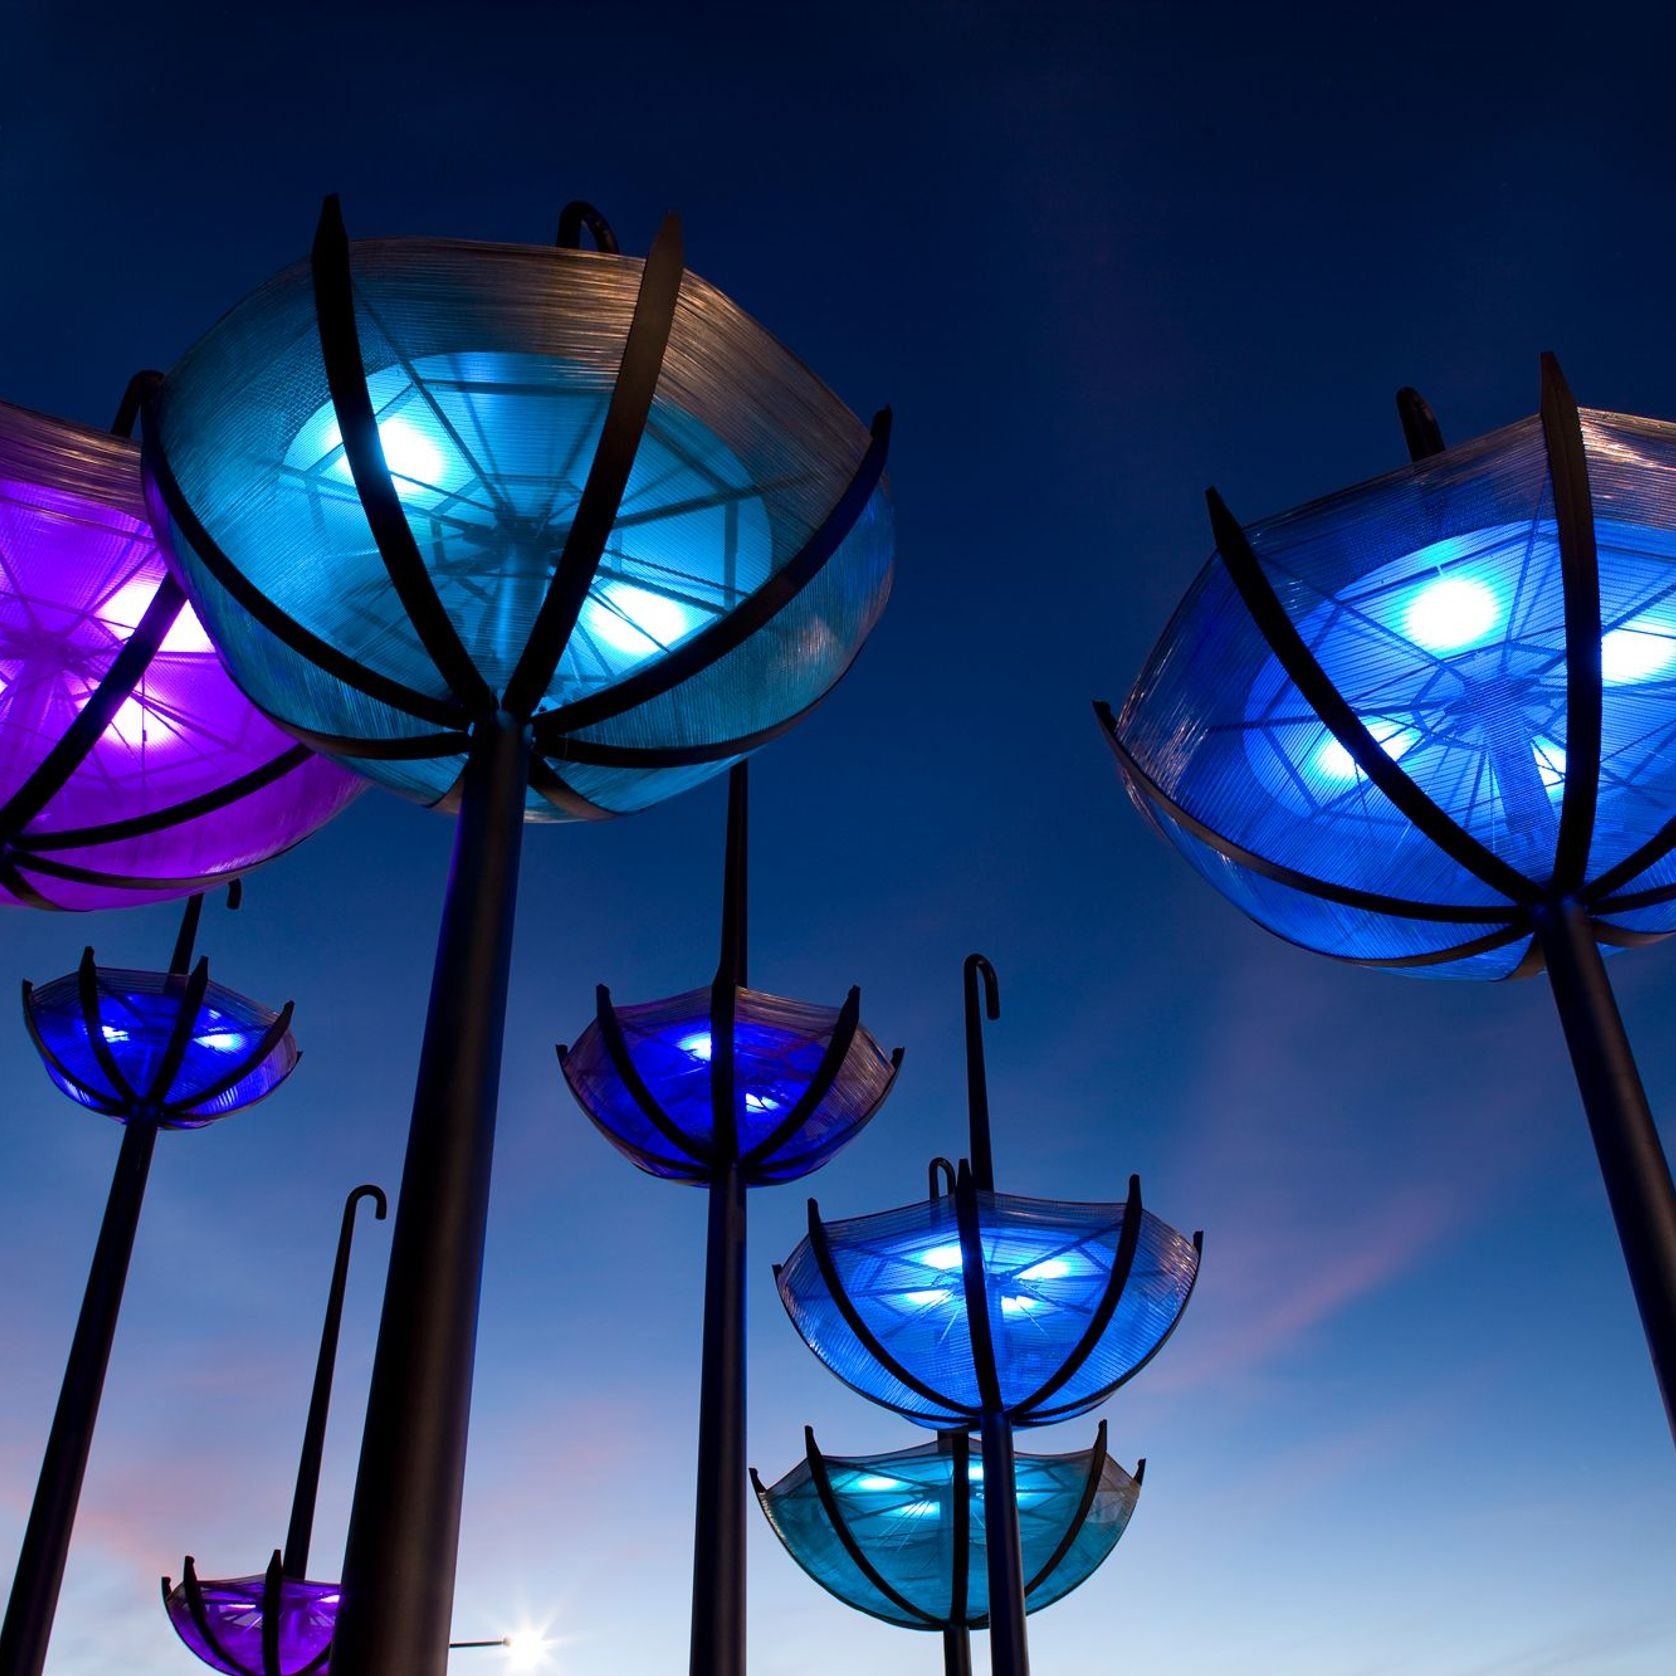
[0,383,360,910]
[1,891,300,1676]
[142,197,893,1675]
[559,761,901,1676]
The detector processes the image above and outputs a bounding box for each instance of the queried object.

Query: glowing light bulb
[1018,1257,1070,1281]
[1311,720,1421,784]
[105,695,154,750]
[743,1091,781,1113]
[1000,1295,1039,1315]
[196,1032,245,1052]
[676,1031,713,1061]
[1533,737,1567,794]
[100,1025,130,1043]
[856,1474,903,1492]
[1602,620,1676,683]
[1404,574,1502,652]
[584,581,699,657]
[901,1288,953,1307]
[920,1244,964,1271]
[322,414,445,498]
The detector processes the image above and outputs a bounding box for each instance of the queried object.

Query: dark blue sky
[3,3,1675,1672]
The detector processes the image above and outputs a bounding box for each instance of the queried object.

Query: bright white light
[1404,574,1502,652]
[743,1091,781,1113]
[1018,1258,1070,1281]
[901,1288,953,1307]
[105,695,154,750]
[856,1474,903,1492]
[967,1462,984,1480]
[677,1032,713,1062]
[1602,620,1676,683]
[322,414,446,498]
[1533,738,1567,794]
[503,1626,554,1673]
[98,578,217,654]
[101,1025,130,1043]
[1000,1296,1039,1315]
[1311,720,1420,784]
[196,1032,245,1053]
[920,1244,964,1271]
[584,581,699,657]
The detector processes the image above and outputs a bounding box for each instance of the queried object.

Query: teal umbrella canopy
[143,201,893,817]
[753,1423,1140,1631]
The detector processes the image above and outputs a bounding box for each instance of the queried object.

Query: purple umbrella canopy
[0,398,361,910]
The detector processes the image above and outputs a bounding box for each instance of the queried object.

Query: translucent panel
[151,238,890,818]
[163,1570,337,1676]
[777,1189,1200,1427]
[542,752,740,816]
[563,984,897,1184]
[0,400,358,908]
[27,966,298,1127]
[756,1433,1137,1629]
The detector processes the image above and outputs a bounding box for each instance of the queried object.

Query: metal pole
[942,1625,974,1676]
[284,1185,387,1579]
[937,1430,972,1676]
[1537,899,1676,1446]
[331,712,531,1676]
[962,956,999,1192]
[0,1114,158,1676]
[689,1160,747,1676]
[977,1410,1029,1676]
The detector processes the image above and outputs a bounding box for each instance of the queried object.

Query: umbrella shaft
[942,1625,973,1676]
[979,1411,1029,1676]
[331,714,530,1676]
[0,1115,157,1676]
[1539,900,1676,1448]
[690,1162,746,1676]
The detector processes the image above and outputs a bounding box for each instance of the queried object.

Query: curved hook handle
[556,200,621,253]
[962,954,1000,1191]
[1396,386,1446,462]
[110,369,164,439]
[927,1156,957,1201]
[345,1182,389,1224]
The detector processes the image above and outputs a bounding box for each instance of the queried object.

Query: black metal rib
[77,949,137,1107]
[1582,817,1676,905]
[804,1198,968,1416]
[1023,1420,1109,1596]
[311,195,496,717]
[949,1427,972,1627]
[502,214,686,719]
[588,985,713,1170]
[1396,388,1447,462]
[7,852,280,895]
[1207,488,1541,906]
[1014,1175,1144,1418]
[526,755,616,821]
[267,722,468,762]
[535,409,892,740]
[0,576,184,844]
[21,980,124,1114]
[0,857,58,908]
[1093,702,1517,925]
[801,1429,944,1628]
[1336,924,1530,971]
[18,747,316,851]
[1541,353,1603,895]
[739,987,863,1173]
[545,689,827,768]
[954,1163,1004,1416]
[1028,1228,1204,1425]
[165,1001,294,1116]
[260,1550,283,1676]
[1594,876,1676,913]
[142,424,468,728]
[177,1557,262,1676]
[147,958,211,1106]
[111,370,163,440]
[556,202,620,252]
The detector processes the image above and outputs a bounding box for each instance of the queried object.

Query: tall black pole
[1537,900,1676,1445]
[976,1412,1028,1676]
[284,1184,387,1579]
[937,1428,973,1676]
[0,1113,157,1676]
[331,712,531,1676]
[692,763,749,1676]
[963,956,999,1192]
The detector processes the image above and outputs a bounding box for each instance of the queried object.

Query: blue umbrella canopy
[1103,357,1676,978]
[777,1172,1201,1428]
[752,1422,1140,1630]
[142,200,893,817]
[561,981,900,1184]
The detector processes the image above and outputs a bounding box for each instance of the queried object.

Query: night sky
[3,3,1676,1672]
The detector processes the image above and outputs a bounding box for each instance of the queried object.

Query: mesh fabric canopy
[753,1423,1138,1629]
[561,982,899,1183]
[163,1558,334,1676]
[25,956,297,1128]
[0,401,360,908]
[1107,366,1676,977]
[145,208,893,817]
[777,1184,1200,1427]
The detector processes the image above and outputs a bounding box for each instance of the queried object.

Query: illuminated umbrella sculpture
[754,1414,1141,1676]
[162,1182,387,1676]
[559,760,902,1676]
[775,957,1201,1676]
[143,195,893,1675]
[0,385,359,911]
[1098,354,1676,1444]
[1,890,301,1676]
